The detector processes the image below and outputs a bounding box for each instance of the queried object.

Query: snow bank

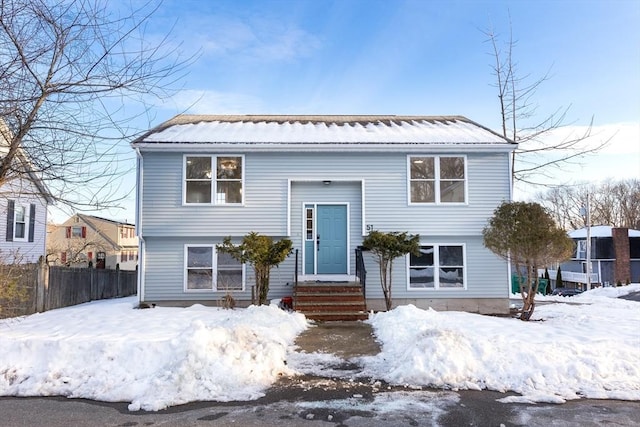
[0,297,308,411]
[363,285,640,403]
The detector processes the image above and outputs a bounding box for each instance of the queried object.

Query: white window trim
[13,204,29,242]
[182,154,245,206]
[406,243,467,290]
[183,244,245,292]
[407,155,468,205]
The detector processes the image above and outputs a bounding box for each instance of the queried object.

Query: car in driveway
[551,287,584,297]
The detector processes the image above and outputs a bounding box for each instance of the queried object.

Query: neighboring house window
[66,226,86,238]
[120,252,127,263]
[5,201,35,242]
[408,156,466,204]
[61,252,67,264]
[128,251,135,261]
[184,155,243,205]
[408,244,466,289]
[184,245,244,291]
[576,240,587,259]
[13,206,27,241]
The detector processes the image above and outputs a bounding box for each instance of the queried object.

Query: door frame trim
[301,201,350,277]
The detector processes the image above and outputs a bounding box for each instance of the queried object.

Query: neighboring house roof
[63,214,136,251]
[131,115,515,152]
[0,119,54,204]
[569,226,640,238]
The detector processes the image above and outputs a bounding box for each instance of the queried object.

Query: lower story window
[216,251,243,291]
[185,245,244,291]
[408,244,465,289]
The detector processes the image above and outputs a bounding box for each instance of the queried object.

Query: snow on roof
[569,225,640,238]
[132,115,514,149]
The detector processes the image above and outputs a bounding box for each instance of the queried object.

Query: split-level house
[47,214,138,270]
[131,115,517,315]
[1,123,53,264]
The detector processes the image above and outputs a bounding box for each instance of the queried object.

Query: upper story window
[6,201,35,243]
[575,240,587,259]
[184,155,244,205]
[13,205,27,241]
[71,226,84,238]
[120,227,135,239]
[408,156,466,204]
[65,226,86,238]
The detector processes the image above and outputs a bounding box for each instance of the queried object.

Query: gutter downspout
[506,146,516,300]
[135,147,145,304]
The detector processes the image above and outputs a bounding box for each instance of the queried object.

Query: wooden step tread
[304,312,370,321]
[295,301,366,307]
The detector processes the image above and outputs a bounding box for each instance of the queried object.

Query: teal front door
[317,205,348,274]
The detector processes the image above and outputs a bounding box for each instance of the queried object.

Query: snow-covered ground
[0,300,308,411]
[362,284,640,404]
[1,285,639,411]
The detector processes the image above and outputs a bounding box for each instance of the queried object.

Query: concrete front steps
[294,282,368,321]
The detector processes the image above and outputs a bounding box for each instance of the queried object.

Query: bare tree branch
[536,179,640,230]
[0,0,195,210]
[483,17,609,188]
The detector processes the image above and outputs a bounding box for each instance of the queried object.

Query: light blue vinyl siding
[141,151,509,237]
[362,236,508,300]
[143,236,298,302]
[140,150,510,302]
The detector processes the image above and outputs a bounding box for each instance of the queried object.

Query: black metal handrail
[294,248,299,287]
[355,246,366,294]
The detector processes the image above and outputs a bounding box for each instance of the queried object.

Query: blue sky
[148,0,639,127]
[57,0,640,222]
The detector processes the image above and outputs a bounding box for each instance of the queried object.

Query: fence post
[90,265,96,300]
[115,264,121,296]
[36,256,49,313]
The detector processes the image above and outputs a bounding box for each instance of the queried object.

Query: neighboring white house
[557,225,640,287]
[131,115,517,313]
[47,214,138,270]
[1,123,53,264]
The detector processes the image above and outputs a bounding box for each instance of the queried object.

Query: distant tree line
[536,179,640,231]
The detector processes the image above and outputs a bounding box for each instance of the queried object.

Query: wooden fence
[0,259,137,319]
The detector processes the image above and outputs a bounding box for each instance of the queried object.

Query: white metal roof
[132,115,515,152]
[569,225,640,238]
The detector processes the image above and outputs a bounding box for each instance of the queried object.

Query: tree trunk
[385,261,393,311]
[520,264,538,321]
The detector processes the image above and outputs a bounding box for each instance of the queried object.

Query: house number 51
[366,224,374,232]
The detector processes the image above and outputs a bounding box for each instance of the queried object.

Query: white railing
[538,269,600,285]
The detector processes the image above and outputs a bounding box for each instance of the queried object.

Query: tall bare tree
[0,0,190,210]
[484,20,608,187]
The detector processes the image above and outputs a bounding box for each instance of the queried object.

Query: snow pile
[1,286,639,411]
[518,283,640,302]
[362,286,640,403]
[0,297,308,411]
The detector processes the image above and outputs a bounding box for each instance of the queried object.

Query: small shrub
[0,251,32,318]
[220,292,236,309]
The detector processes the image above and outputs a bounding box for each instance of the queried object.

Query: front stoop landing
[294,282,368,321]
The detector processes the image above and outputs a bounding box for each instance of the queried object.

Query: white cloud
[513,121,640,200]
[177,15,321,62]
[161,89,265,114]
